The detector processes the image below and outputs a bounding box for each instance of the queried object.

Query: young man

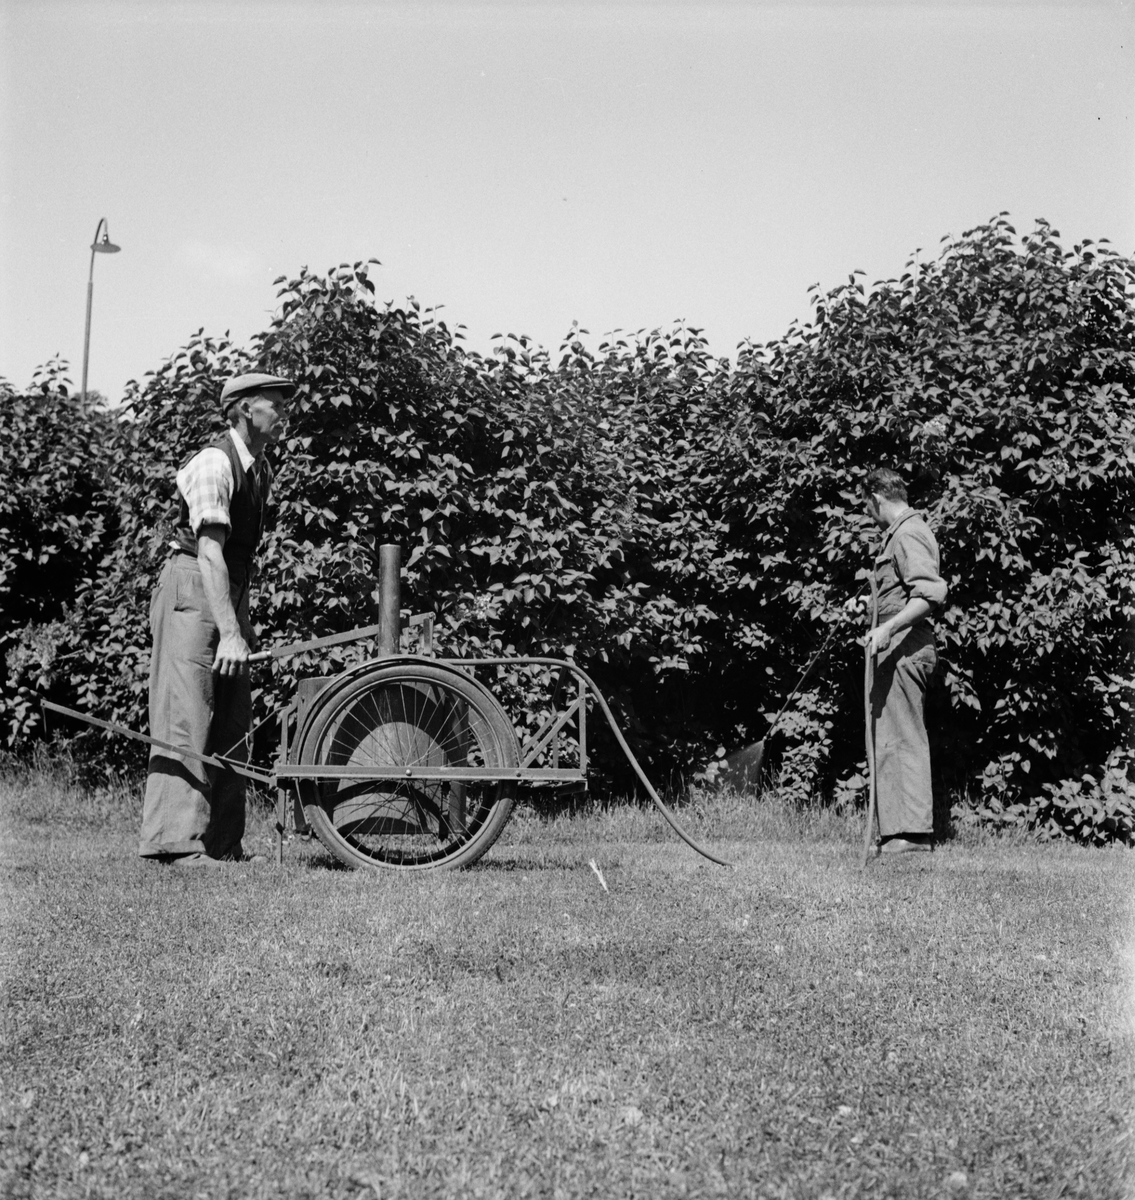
[138,373,293,866]
[863,468,948,854]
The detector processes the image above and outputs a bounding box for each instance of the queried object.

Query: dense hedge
[3,218,1133,840]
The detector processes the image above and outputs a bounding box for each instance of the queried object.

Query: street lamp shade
[91,219,120,254]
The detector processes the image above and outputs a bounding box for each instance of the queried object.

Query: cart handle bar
[40,700,275,785]
[247,622,385,662]
[248,612,436,663]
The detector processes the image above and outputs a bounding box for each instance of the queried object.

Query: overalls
[869,511,943,838]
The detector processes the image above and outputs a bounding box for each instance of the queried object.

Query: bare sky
[1,0,1131,401]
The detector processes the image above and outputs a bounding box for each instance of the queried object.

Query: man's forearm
[197,540,241,637]
[879,597,932,637]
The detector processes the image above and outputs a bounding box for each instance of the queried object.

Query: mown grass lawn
[1,769,1132,1200]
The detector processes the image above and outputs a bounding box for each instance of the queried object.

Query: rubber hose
[571,666,733,869]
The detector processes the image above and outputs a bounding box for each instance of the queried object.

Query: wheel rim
[302,676,512,867]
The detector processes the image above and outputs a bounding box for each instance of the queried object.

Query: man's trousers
[138,555,252,860]
[870,624,937,839]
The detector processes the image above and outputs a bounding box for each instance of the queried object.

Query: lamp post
[80,218,121,405]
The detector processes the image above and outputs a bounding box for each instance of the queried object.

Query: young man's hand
[865,623,894,655]
[863,597,933,655]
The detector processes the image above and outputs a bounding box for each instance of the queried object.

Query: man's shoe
[880,836,932,854]
[169,852,227,869]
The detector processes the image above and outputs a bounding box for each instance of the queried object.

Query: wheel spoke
[299,672,516,868]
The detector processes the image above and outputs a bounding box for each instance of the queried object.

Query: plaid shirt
[174,428,259,536]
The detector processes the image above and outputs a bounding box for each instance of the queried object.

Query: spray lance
[720,590,868,792]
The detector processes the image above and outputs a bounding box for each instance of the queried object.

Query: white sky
[1,0,1131,401]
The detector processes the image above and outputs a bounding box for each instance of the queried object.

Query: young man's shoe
[879,835,932,854]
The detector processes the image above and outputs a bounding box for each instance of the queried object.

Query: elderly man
[139,373,293,866]
[863,467,948,854]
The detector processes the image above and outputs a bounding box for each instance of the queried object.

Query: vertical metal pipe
[376,544,402,658]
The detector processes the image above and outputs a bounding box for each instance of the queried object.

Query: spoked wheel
[294,663,519,870]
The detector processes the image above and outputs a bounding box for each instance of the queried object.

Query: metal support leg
[275,705,293,867]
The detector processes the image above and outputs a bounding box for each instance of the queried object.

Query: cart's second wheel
[294,663,519,870]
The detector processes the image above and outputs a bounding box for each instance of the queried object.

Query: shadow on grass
[286,846,587,875]
[468,855,587,873]
[295,851,354,873]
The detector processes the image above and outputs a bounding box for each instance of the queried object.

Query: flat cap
[220,372,296,412]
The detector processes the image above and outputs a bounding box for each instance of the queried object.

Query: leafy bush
[0,362,122,740]
[957,747,1135,846]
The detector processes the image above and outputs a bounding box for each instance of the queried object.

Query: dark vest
[172,433,271,586]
